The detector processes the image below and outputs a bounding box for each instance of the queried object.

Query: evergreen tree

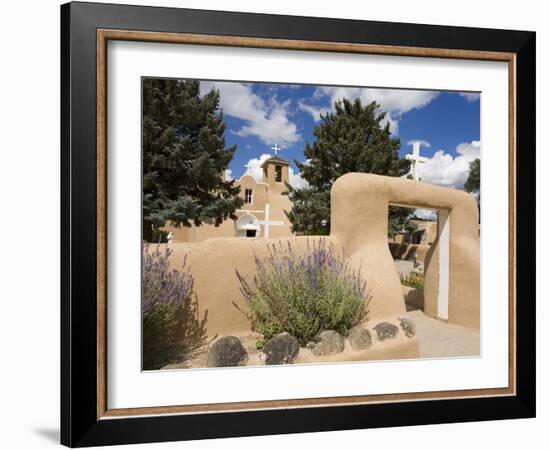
[142,79,243,241]
[464,158,480,193]
[464,158,481,220]
[286,98,411,235]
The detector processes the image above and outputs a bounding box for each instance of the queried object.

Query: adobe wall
[331,173,480,328]
[388,221,436,263]
[167,237,344,339]
[265,187,294,238]
[167,235,405,340]
[262,163,293,238]
[388,243,430,263]
[239,174,269,209]
[165,219,236,243]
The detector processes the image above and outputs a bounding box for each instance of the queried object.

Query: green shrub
[236,239,370,345]
[400,271,424,289]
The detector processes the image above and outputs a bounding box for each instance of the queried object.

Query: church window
[245,189,253,204]
[275,165,282,182]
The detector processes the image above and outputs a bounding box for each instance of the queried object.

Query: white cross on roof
[270,144,282,156]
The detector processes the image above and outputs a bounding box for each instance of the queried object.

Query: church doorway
[235,213,260,238]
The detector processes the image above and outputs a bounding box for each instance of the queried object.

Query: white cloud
[414,208,438,221]
[288,167,309,189]
[380,114,400,135]
[224,169,233,181]
[459,92,481,102]
[417,140,480,189]
[201,81,300,146]
[239,153,271,182]
[298,87,439,135]
[313,87,439,115]
[297,101,331,121]
[239,153,309,189]
[455,141,481,159]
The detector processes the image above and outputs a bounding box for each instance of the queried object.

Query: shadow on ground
[34,428,59,444]
[143,294,209,370]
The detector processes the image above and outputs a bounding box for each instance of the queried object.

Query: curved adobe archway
[330,173,480,328]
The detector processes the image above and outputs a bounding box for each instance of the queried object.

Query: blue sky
[198,80,480,190]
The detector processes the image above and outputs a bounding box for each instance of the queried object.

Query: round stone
[373,322,399,341]
[262,332,299,365]
[348,325,372,350]
[398,317,416,338]
[309,330,345,356]
[206,336,248,367]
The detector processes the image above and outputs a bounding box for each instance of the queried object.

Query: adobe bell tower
[261,144,290,190]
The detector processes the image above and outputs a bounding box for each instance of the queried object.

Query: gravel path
[394,259,415,276]
[404,310,480,358]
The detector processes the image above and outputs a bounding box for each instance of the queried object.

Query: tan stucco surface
[331,173,479,328]
[402,285,424,310]
[167,237,340,339]
[389,243,430,263]
[294,336,418,364]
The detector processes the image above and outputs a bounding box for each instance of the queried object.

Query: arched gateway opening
[389,206,440,315]
[330,173,479,329]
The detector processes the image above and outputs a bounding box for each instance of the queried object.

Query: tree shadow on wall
[142,294,210,370]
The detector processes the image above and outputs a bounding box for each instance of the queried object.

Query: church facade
[165,155,294,242]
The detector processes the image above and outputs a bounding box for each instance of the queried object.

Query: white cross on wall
[270,144,282,156]
[405,141,429,181]
[253,203,284,239]
[244,162,253,175]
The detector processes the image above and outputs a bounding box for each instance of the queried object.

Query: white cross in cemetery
[253,203,284,239]
[270,143,282,156]
[244,161,253,175]
[405,141,429,181]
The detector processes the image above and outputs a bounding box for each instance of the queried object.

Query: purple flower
[142,243,193,316]
[235,238,370,343]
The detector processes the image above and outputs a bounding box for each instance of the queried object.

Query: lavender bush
[236,239,370,344]
[142,244,206,369]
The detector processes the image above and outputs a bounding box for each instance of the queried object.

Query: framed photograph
[61,1,535,447]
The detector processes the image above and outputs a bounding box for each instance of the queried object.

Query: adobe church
[165,152,294,242]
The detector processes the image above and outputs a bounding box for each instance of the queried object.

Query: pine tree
[286,98,411,235]
[464,158,481,220]
[464,158,480,193]
[142,79,243,241]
